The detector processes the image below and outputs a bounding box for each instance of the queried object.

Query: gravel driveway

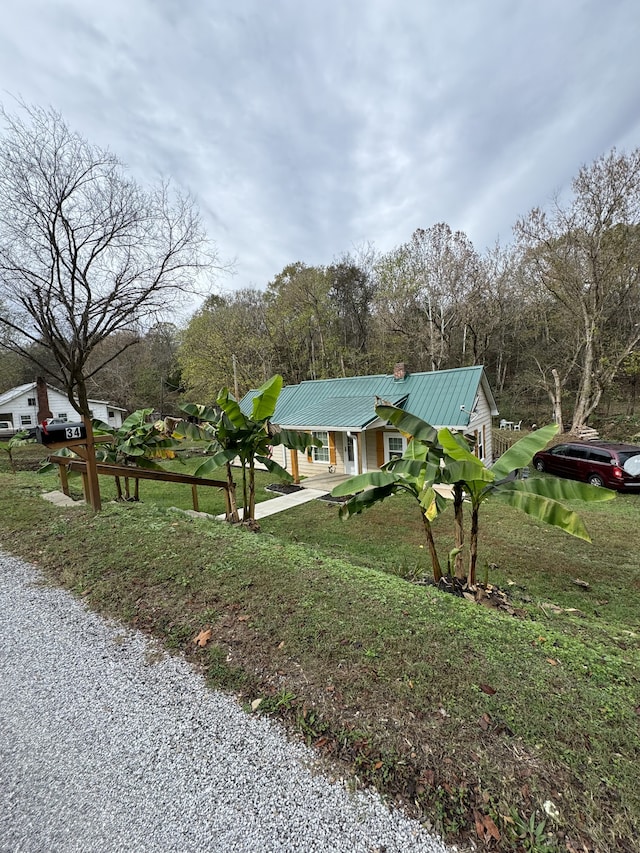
[0,552,451,853]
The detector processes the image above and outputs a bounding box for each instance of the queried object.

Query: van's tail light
[612,466,624,479]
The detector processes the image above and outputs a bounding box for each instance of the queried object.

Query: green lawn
[1,447,639,852]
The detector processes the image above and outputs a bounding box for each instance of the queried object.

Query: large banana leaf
[271,428,321,451]
[501,476,616,503]
[252,374,283,421]
[217,388,248,429]
[386,457,427,479]
[490,488,591,541]
[444,457,494,485]
[180,402,220,423]
[120,438,146,456]
[194,448,237,477]
[438,427,478,452]
[331,470,398,497]
[491,423,559,478]
[172,420,216,443]
[118,408,154,431]
[338,483,398,518]
[419,486,449,521]
[403,438,429,461]
[437,428,475,460]
[375,404,438,443]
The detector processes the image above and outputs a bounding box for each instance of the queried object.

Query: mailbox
[36,421,87,445]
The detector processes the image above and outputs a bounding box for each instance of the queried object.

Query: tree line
[178,146,640,435]
[1,103,639,436]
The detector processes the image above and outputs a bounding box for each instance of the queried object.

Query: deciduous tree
[0,104,216,507]
[516,148,640,433]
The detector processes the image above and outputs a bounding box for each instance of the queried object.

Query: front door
[343,432,357,475]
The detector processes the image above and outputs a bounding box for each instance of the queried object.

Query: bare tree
[0,103,217,418]
[0,103,218,508]
[515,148,640,433]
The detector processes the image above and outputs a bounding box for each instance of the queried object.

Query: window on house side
[312,431,330,463]
[385,434,405,462]
[27,397,36,406]
[20,415,32,425]
[57,413,68,421]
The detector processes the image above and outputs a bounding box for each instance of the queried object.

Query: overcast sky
[2,0,639,302]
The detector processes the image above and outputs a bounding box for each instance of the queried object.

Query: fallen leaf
[237,615,249,622]
[250,698,263,711]
[483,814,501,841]
[546,657,559,665]
[478,712,492,731]
[277,641,285,649]
[326,684,335,692]
[573,578,591,589]
[374,760,383,770]
[193,628,213,647]
[479,683,496,695]
[474,811,485,839]
[422,770,435,787]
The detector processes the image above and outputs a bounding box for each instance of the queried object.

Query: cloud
[1,0,639,295]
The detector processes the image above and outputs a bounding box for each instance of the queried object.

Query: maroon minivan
[532,441,640,490]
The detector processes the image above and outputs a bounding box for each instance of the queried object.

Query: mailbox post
[36,417,102,512]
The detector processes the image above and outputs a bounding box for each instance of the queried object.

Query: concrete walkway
[215,488,327,521]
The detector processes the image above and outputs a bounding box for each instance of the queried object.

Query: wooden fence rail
[48,455,231,518]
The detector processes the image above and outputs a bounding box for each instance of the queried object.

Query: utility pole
[232,353,239,399]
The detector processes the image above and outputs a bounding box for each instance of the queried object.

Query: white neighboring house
[0,382,126,435]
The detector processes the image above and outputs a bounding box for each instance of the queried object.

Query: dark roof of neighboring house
[240,366,498,430]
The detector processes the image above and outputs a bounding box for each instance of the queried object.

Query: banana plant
[0,430,30,473]
[92,408,182,501]
[332,405,449,581]
[333,403,616,587]
[181,375,320,524]
[435,422,615,586]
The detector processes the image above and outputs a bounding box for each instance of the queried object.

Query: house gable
[0,382,126,431]
[240,366,498,479]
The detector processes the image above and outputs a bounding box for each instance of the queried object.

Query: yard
[1,445,639,851]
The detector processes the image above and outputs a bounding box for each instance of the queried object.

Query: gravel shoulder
[0,551,452,853]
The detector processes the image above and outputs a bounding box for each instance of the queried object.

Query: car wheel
[587,474,604,487]
[534,459,544,472]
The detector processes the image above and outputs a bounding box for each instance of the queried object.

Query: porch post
[290,448,300,484]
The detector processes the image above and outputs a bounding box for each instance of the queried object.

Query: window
[108,410,115,419]
[312,431,330,463]
[566,446,589,459]
[384,431,406,462]
[585,449,612,464]
[20,415,32,426]
[27,397,36,406]
[57,413,68,422]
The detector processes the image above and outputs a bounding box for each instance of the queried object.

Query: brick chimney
[393,362,407,381]
[36,377,53,424]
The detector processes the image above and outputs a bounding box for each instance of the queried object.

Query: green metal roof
[240,366,496,430]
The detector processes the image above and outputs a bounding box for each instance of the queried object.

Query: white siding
[0,385,124,431]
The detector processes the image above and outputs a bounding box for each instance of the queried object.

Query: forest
[2,132,640,439]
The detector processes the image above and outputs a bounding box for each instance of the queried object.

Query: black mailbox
[36,421,87,445]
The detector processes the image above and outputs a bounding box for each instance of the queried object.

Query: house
[0,379,126,435]
[241,364,498,481]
